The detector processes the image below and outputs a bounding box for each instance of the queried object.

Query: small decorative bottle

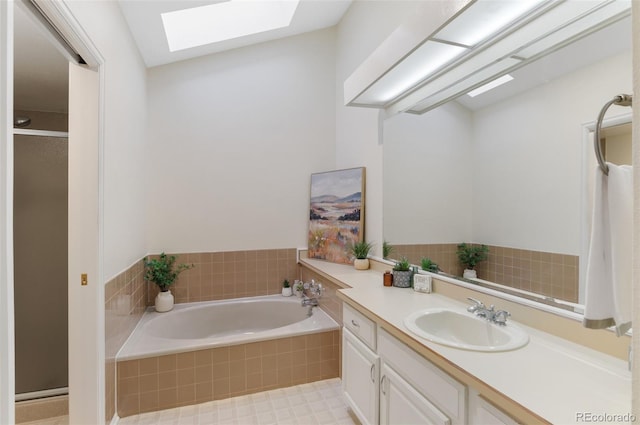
[383,271,393,287]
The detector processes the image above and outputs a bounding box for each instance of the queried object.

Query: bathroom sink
[403,308,529,352]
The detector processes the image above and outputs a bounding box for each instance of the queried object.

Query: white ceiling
[117,0,353,68]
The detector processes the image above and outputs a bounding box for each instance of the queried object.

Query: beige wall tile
[116,331,339,417]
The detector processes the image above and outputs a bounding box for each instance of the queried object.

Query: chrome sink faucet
[467,297,510,325]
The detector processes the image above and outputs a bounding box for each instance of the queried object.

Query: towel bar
[594,94,633,176]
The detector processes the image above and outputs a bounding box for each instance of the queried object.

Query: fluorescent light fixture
[467,74,514,97]
[405,59,520,114]
[161,0,300,52]
[435,0,546,46]
[516,0,632,58]
[345,0,631,113]
[356,41,467,105]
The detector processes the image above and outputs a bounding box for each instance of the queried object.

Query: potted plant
[456,243,489,279]
[282,279,293,297]
[392,257,413,288]
[293,280,304,297]
[143,253,194,312]
[420,257,439,273]
[350,240,373,270]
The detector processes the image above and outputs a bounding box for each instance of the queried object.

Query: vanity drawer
[343,303,376,350]
[378,327,466,424]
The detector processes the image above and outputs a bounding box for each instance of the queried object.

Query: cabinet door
[469,391,520,425]
[342,328,380,425]
[380,363,451,425]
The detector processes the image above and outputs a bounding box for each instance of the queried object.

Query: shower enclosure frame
[13,127,69,403]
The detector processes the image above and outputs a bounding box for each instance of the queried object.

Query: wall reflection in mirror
[382,16,632,314]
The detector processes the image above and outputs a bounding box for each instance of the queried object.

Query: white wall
[146,29,336,253]
[66,0,148,280]
[334,1,420,256]
[473,51,632,254]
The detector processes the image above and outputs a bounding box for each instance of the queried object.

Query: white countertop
[301,258,632,425]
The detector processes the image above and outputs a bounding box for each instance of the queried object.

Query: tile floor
[21,378,359,425]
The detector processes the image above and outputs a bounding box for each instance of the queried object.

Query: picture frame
[308,167,366,264]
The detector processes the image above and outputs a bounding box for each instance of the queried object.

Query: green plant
[143,253,194,292]
[283,279,290,288]
[456,243,489,270]
[420,257,439,272]
[350,241,373,260]
[393,256,411,272]
[383,241,394,259]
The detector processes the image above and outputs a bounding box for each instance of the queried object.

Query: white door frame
[0,1,16,424]
[1,0,106,422]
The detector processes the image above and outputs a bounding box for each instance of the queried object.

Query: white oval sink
[404,308,529,352]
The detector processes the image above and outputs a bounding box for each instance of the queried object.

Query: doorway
[5,1,105,423]
[13,3,69,404]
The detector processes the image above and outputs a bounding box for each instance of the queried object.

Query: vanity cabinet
[342,304,379,425]
[342,304,466,425]
[342,328,379,425]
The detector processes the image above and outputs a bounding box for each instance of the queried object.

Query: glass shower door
[13,133,68,399]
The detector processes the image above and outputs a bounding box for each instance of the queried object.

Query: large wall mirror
[382,14,632,314]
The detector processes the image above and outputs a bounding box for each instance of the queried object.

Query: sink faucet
[467,297,510,325]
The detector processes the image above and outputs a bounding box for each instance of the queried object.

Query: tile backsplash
[145,249,298,305]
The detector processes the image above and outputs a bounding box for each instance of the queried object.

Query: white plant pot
[463,269,477,279]
[354,258,370,270]
[282,287,293,297]
[155,289,174,313]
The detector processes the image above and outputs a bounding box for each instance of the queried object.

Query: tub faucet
[302,296,319,317]
[304,279,324,298]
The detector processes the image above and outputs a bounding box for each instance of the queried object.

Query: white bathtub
[117,295,339,361]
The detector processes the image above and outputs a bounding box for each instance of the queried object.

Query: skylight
[161,0,300,52]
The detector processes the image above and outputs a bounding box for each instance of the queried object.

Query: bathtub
[117,294,339,361]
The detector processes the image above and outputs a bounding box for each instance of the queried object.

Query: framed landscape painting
[308,167,365,264]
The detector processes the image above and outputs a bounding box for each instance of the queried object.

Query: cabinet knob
[370,364,376,383]
[351,319,360,327]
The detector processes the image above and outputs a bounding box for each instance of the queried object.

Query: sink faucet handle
[493,310,511,325]
[467,297,485,312]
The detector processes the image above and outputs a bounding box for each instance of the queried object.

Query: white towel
[583,163,633,336]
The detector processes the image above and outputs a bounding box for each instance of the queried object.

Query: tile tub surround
[105,261,148,423]
[116,331,340,417]
[392,243,579,303]
[145,249,299,305]
[105,249,300,423]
